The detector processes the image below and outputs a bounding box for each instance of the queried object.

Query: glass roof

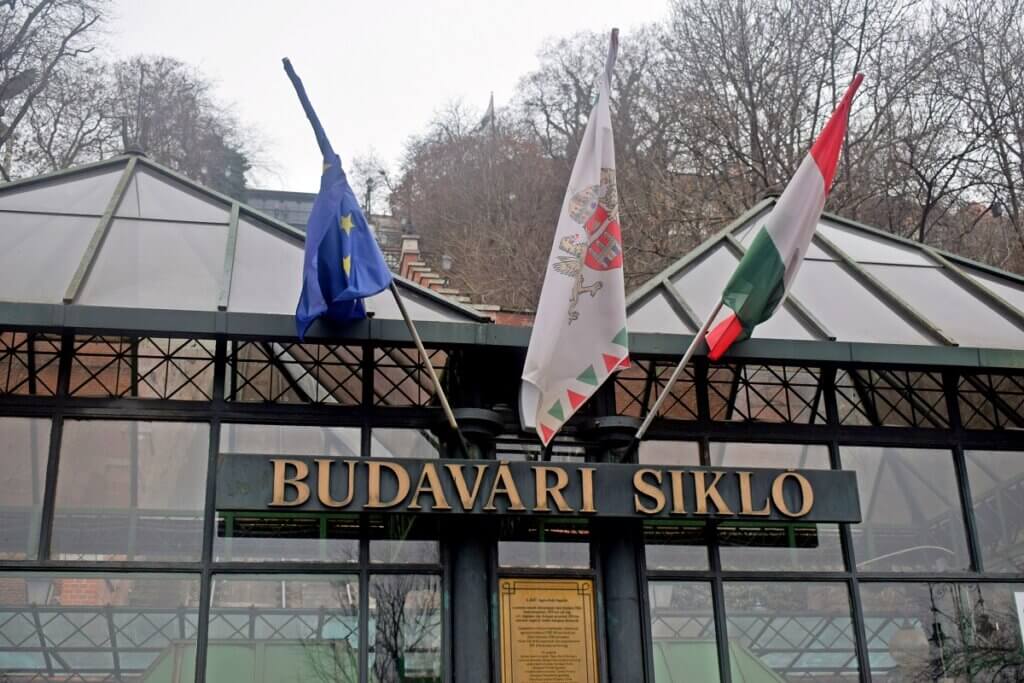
[0,155,488,324]
[628,198,1024,351]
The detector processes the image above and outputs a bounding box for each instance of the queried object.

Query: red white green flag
[706,74,864,361]
[521,30,629,445]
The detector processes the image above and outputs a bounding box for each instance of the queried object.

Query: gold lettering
[409,463,452,510]
[694,471,733,515]
[532,466,573,512]
[737,471,771,516]
[633,469,665,514]
[445,463,489,511]
[771,472,814,517]
[366,461,411,509]
[316,459,356,508]
[579,467,596,514]
[669,470,686,514]
[270,459,310,507]
[484,461,526,511]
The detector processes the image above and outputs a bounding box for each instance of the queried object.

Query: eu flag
[284,59,393,339]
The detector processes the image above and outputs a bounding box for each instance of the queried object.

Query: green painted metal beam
[62,156,138,304]
[920,245,1024,331]
[658,280,701,330]
[723,233,835,340]
[218,202,241,311]
[812,231,957,346]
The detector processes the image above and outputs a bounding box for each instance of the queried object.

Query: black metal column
[599,518,646,682]
[450,518,493,682]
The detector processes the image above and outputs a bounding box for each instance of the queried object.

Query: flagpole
[634,300,723,443]
[388,281,472,458]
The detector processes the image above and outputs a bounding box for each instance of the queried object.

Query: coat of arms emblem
[552,168,622,322]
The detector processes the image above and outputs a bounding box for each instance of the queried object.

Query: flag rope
[633,299,723,443]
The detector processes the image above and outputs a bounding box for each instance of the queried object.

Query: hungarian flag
[521,30,629,445]
[706,74,864,361]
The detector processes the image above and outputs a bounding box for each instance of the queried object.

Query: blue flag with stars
[284,58,393,339]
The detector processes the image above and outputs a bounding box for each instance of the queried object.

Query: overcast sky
[106,1,669,192]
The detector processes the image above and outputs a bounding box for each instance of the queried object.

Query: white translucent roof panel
[626,289,693,334]
[670,246,816,341]
[117,167,228,223]
[788,260,934,345]
[0,212,97,303]
[964,266,1024,315]
[864,264,1024,349]
[228,218,304,314]
[78,218,226,310]
[365,286,475,322]
[0,167,123,215]
[816,222,934,265]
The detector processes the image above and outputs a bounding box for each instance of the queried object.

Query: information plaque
[499,578,599,683]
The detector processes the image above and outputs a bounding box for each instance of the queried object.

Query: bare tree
[0,0,104,180]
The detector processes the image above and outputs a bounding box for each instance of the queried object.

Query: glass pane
[77,218,227,310]
[841,446,970,572]
[709,443,843,571]
[789,259,935,345]
[639,440,700,466]
[369,574,442,683]
[0,417,49,559]
[648,581,720,682]
[626,289,694,334]
[724,581,859,681]
[215,513,360,563]
[645,523,709,570]
[965,450,1024,572]
[52,420,209,561]
[117,167,229,223]
[859,582,1024,681]
[370,428,441,459]
[220,423,361,457]
[0,572,199,682]
[0,166,123,215]
[228,218,304,314]
[207,575,360,683]
[369,516,440,565]
[498,519,590,569]
[365,286,474,323]
[865,263,1024,349]
[0,212,97,304]
[816,222,934,265]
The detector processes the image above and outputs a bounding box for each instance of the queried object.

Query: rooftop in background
[0,154,490,324]
[627,199,1024,351]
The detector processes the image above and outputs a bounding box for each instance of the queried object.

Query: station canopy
[0,153,489,324]
[627,201,1024,351]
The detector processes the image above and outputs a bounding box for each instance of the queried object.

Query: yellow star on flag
[342,255,351,275]
[322,160,331,174]
[339,213,354,234]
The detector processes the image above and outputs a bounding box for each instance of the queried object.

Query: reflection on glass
[215,513,360,563]
[220,423,361,457]
[841,446,970,572]
[369,516,440,565]
[724,581,859,681]
[708,442,830,469]
[718,523,844,572]
[207,575,360,683]
[370,574,442,683]
[860,582,1024,682]
[965,450,1024,573]
[648,581,721,682]
[0,417,49,559]
[370,428,440,459]
[51,420,209,561]
[0,573,199,682]
[639,440,700,466]
[644,523,709,570]
[498,520,590,569]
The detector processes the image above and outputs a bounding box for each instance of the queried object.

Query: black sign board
[216,454,861,523]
